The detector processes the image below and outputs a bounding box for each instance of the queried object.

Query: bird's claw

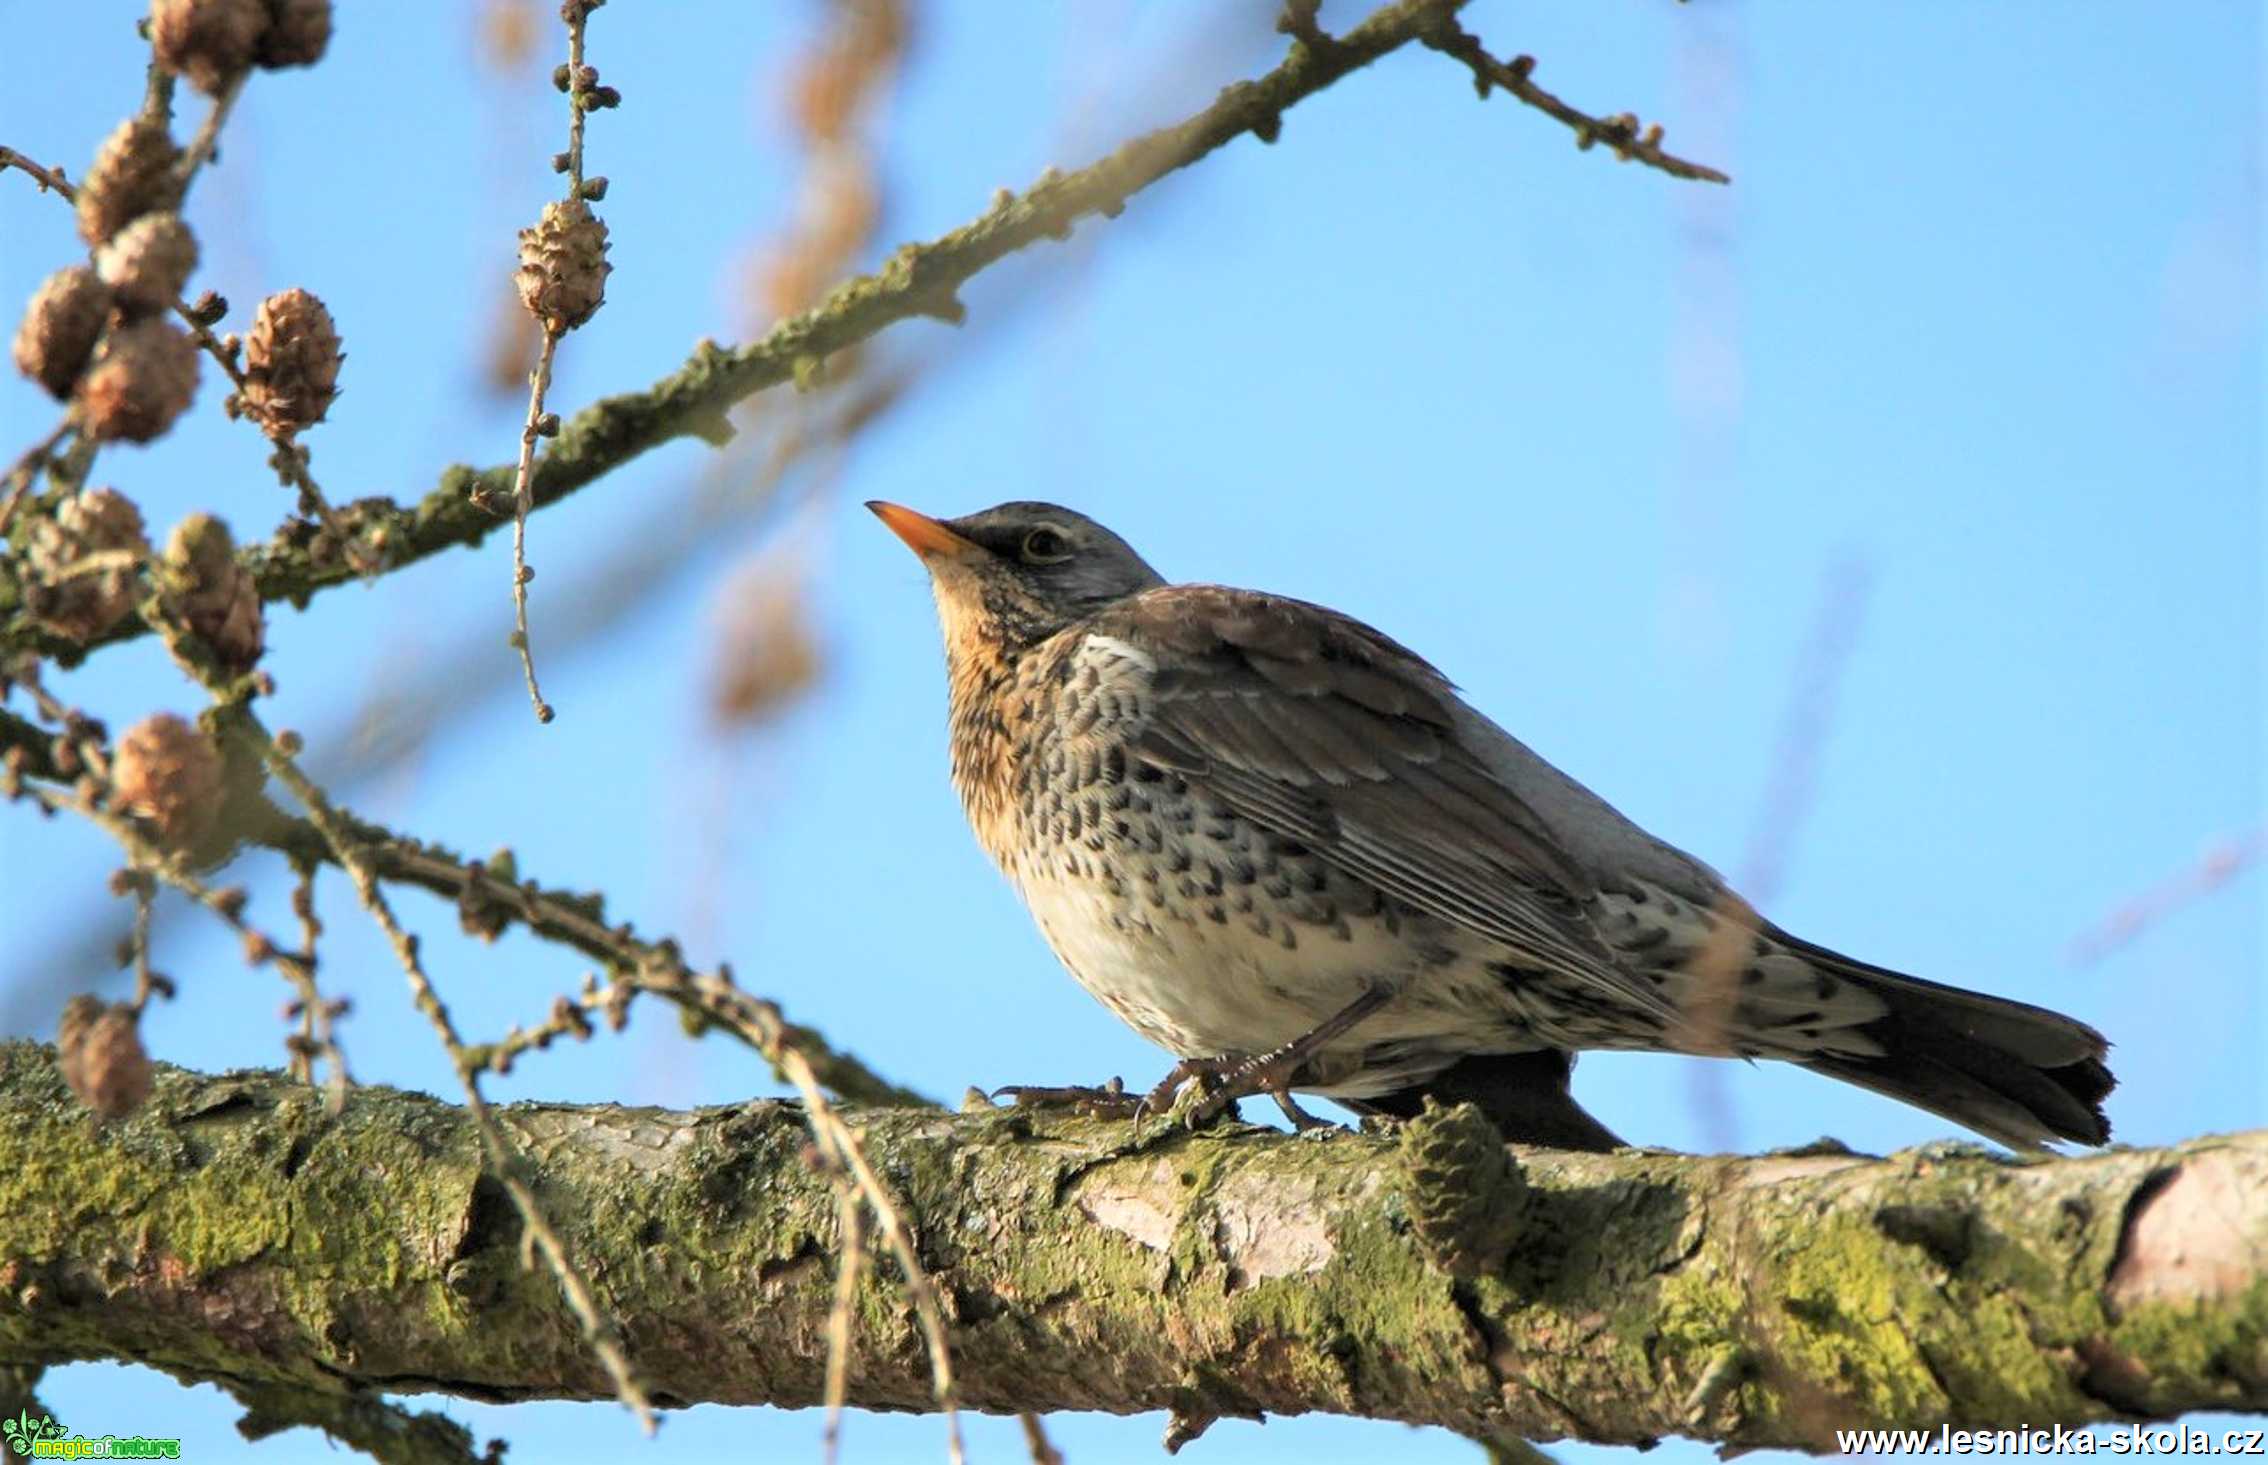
[999,1056,1338,1139]
[993,1077,1142,1120]
[1148,1054,1297,1132]
[1159,1073,1237,1132]
[1274,1089,1340,1134]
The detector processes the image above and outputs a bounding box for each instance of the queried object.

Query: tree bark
[0,1041,2260,1452]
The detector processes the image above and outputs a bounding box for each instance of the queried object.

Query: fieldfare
[869,500,2114,1150]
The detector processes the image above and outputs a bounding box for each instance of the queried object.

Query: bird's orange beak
[866,501,979,562]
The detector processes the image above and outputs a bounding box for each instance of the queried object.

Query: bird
[866,499,2114,1151]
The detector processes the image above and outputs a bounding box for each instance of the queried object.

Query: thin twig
[1417,15,1731,183]
[47,433,99,499]
[39,548,145,583]
[10,666,111,781]
[820,1181,869,1465]
[284,857,353,1107]
[0,419,75,538]
[562,4,592,193]
[126,879,158,1013]
[172,71,247,187]
[226,793,928,1106]
[783,1046,965,1465]
[233,707,655,1431]
[508,331,560,723]
[20,790,288,1028]
[0,146,73,196]
[497,0,604,724]
[456,973,618,1079]
[5,672,341,1101]
[139,59,177,129]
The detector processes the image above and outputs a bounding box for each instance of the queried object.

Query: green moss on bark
[0,1043,2261,1450]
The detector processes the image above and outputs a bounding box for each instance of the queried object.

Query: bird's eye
[1019,526,1072,564]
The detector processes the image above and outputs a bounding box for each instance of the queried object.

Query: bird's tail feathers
[1779,932,2113,1150]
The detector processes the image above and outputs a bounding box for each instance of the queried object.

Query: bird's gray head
[868,500,1165,649]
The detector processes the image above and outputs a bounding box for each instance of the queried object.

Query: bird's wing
[1087,586,1680,1024]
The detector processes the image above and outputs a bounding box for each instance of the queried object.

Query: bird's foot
[1152,987,1394,1132]
[1001,1060,1345,1138]
[1147,1054,1322,1132]
[1156,1073,1231,1131]
[993,1076,1144,1120]
[995,1065,1267,1142]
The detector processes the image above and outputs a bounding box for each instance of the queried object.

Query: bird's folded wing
[1100,587,1680,1024]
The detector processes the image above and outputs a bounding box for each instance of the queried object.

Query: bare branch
[1416,16,1731,183]
[0,699,926,1110]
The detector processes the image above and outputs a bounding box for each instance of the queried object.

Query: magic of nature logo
[1,1410,183,1459]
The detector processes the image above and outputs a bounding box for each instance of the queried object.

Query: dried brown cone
[515,199,611,333]
[112,713,226,850]
[480,0,538,70]
[76,117,185,246]
[162,513,264,669]
[96,212,200,317]
[22,488,151,643]
[256,0,331,67]
[58,995,157,1120]
[151,0,271,96]
[12,266,114,399]
[239,287,342,438]
[710,570,823,727]
[78,318,201,444]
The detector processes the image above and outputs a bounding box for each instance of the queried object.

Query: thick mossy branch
[0,0,1483,664]
[1,1045,2260,1450]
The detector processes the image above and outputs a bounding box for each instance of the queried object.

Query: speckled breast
[947,632,1441,1062]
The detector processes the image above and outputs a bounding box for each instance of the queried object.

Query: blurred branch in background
[1660,3,1754,1155]
[2068,826,2264,967]
[1683,554,1874,1153]
[680,0,915,949]
[1735,557,1875,919]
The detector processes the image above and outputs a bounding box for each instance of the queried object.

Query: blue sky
[2,2,2259,1462]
